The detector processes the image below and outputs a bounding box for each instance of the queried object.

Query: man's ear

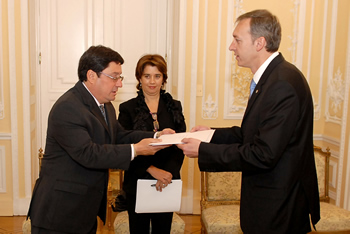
[255,37,266,51]
[86,70,97,83]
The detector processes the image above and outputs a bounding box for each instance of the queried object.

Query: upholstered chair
[313,146,350,232]
[200,171,242,233]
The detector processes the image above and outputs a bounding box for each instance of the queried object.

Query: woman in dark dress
[118,54,186,234]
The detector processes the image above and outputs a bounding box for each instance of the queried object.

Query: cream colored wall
[0,0,33,215]
[0,0,349,216]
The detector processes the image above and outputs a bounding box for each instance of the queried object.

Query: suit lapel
[243,54,285,119]
[74,81,111,135]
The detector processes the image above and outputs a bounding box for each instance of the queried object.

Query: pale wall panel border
[305,0,315,84]
[201,0,221,120]
[329,160,337,189]
[339,15,350,209]
[176,0,187,103]
[8,0,20,214]
[325,0,341,125]
[0,146,6,193]
[294,0,304,68]
[345,136,350,209]
[180,0,200,214]
[314,0,329,121]
[21,0,33,201]
[0,0,4,120]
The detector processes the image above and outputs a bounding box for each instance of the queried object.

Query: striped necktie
[99,105,107,123]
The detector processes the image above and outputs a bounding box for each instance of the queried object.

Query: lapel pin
[255,90,258,94]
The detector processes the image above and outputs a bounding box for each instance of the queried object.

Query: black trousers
[126,193,173,234]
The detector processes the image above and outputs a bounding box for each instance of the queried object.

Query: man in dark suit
[177,9,320,234]
[28,45,172,233]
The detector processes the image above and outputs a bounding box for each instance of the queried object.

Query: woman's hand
[147,165,173,192]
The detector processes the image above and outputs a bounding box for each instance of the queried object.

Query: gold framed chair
[200,171,242,234]
[313,145,350,232]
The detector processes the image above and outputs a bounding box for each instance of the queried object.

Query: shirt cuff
[154,132,161,138]
[131,144,137,160]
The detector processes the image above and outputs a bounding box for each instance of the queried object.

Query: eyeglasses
[150,112,159,132]
[100,72,124,82]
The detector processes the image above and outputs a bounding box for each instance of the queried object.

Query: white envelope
[135,179,182,213]
[150,129,215,146]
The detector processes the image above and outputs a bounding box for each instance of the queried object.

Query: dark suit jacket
[28,81,154,233]
[118,95,186,196]
[199,54,320,234]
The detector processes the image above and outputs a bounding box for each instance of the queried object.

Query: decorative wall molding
[0,146,6,193]
[329,160,337,189]
[325,0,340,127]
[0,133,11,140]
[224,0,251,119]
[287,0,301,66]
[201,0,220,120]
[313,134,340,148]
[329,190,337,201]
[325,67,345,124]
[339,16,350,210]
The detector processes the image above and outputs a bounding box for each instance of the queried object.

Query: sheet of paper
[150,129,215,146]
[135,179,182,213]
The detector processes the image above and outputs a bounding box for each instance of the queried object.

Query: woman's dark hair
[77,45,124,82]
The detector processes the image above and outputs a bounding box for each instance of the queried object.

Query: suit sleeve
[47,99,153,170]
[199,80,300,172]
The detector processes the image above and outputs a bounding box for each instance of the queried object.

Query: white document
[135,179,182,213]
[150,129,215,146]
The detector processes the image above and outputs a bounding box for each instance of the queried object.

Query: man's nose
[229,41,236,51]
[116,79,123,87]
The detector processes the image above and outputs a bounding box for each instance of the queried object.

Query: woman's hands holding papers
[147,165,173,192]
[176,125,212,158]
[158,128,176,136]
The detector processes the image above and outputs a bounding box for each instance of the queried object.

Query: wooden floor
[0,214,201,233]
[2,215,350,234]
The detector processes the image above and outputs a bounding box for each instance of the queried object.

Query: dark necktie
[99,105,107,123]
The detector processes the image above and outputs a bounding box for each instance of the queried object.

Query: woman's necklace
[150,112,159,132]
